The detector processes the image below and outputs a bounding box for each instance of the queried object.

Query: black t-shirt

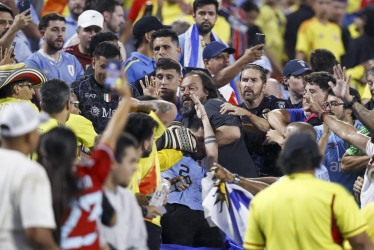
[239,96,286,176]
[203,98,258,178]
[71,75,122,134]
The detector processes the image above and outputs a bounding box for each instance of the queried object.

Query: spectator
[243,132,374,250]
[0,102,59,250]
[295,0,345,63]
[179,0,225,68]
[64,10,103,71]
[284,0,314,60]
[0,63,47,112]
[25,13,84,84]
[240,0,262,49]
[282,59,311,108]
[364,65,374,110]
[64,0,85,43]
[100,132,149,250]
[71,41,121,134]
[180,70,258,177]
[122,16,165,85]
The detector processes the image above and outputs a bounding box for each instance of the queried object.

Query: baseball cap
[133,16,168,38]
[0,63,48,89]
[0,102,48,137]
[78,10,104,29]
[282,132,320,159]
[203,41,236,60]
[282,59,311,77]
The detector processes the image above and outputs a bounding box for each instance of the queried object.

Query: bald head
[285,122,316,140]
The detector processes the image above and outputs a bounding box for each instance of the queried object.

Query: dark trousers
[161,203,223,247]
[146,220,162,250]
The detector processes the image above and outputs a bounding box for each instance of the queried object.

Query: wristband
[319,112,328,122]
[344,96,358,109]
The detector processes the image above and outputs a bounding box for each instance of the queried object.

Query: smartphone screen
[254,33,265,50]
[105,60,122,89]
[17,0,31,15]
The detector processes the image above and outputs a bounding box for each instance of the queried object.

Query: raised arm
[192,94,217,170]
[212,45,263,88]
[99,75,132,149]
[267,109,291,135]
[131,99,177,127]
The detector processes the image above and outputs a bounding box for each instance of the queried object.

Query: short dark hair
[184,70,219,99]
[240,64,267,84]
[305,71,335,92]
[0,81,19,99]
[89,32,118,56]
[310,49,338,74]
[151,29,179,48]
[124,112,158,144]
[240,0,259,13]
[41,79,70,114]
[277,147,322,175]
[193,0,219,13]
[96,0,121,14]
[156,58,181,75]
[114,132,139,163]
[38,13,66,31]
[94,41,121,60]
[0,3,14,18]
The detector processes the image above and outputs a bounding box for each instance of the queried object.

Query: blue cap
[282,59,311,77]
[203,41,236,60]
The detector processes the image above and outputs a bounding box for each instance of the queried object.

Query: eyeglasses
[70,101,79,109]
[322,101,344,111]
[18,83,33,90]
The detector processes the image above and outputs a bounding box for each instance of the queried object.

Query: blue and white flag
[202,168,254,246]
[183,24,221,68]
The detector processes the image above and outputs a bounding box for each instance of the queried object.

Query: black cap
[132,16,169,37]
[282,132,320,159]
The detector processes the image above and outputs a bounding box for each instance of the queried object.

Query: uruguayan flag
[202,168,254,246]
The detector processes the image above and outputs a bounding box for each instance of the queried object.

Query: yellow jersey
[0,97,39,113]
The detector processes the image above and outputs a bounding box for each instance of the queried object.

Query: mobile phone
[254,33,265,50]
[104,60,122,89]
[169,176,192,192]
[12,42,16,48]
[17,0,31,16]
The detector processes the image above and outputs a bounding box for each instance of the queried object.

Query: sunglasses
[70,101,79,109]
[18,82,33,90]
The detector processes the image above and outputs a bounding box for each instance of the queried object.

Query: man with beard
[65,0,85,43]
[64,10,103,71]
[179,0,227,68]
[160,95,223,247]
[220,64,286,176]
[25,13,83,84]
[180,70,258,178]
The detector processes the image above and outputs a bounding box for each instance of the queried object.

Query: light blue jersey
[25,49,84,84]
[122,52,155,85]
[161,156,206,211]
[315,121,363,194]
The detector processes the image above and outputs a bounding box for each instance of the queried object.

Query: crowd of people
[1,0,374,249]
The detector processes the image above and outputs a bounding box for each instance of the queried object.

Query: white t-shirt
[100,186,148,250]
[0,148,56,250]
[361,140,374,207]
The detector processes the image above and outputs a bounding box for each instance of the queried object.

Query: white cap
[252,55,272,73]
[0,102,48,137]
[78,10,104,29]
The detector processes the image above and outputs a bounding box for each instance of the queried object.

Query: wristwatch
[231,174,240,184]
[344,96,358,109]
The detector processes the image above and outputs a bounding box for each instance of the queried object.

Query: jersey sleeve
[243,201,266,250]
[24,55,39,69]
[334,188,367,239]
[80,144,114,184]
[205,99,241,130]
[286,108,306,123]
[158,149,183,172]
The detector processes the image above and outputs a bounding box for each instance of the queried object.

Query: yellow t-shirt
[158,149,184,171]
[296,17,345,63]
[38,118,60,135]
[255,4,287,64]
[346,65,372,100]
[161,0,194,25]
[244,173,367,250]
[0,97,39,113]
[128,111,166,226]
[66,114,97,148]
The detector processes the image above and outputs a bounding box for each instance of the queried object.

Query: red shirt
[64,44,92,72]
[60,144,114,250]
